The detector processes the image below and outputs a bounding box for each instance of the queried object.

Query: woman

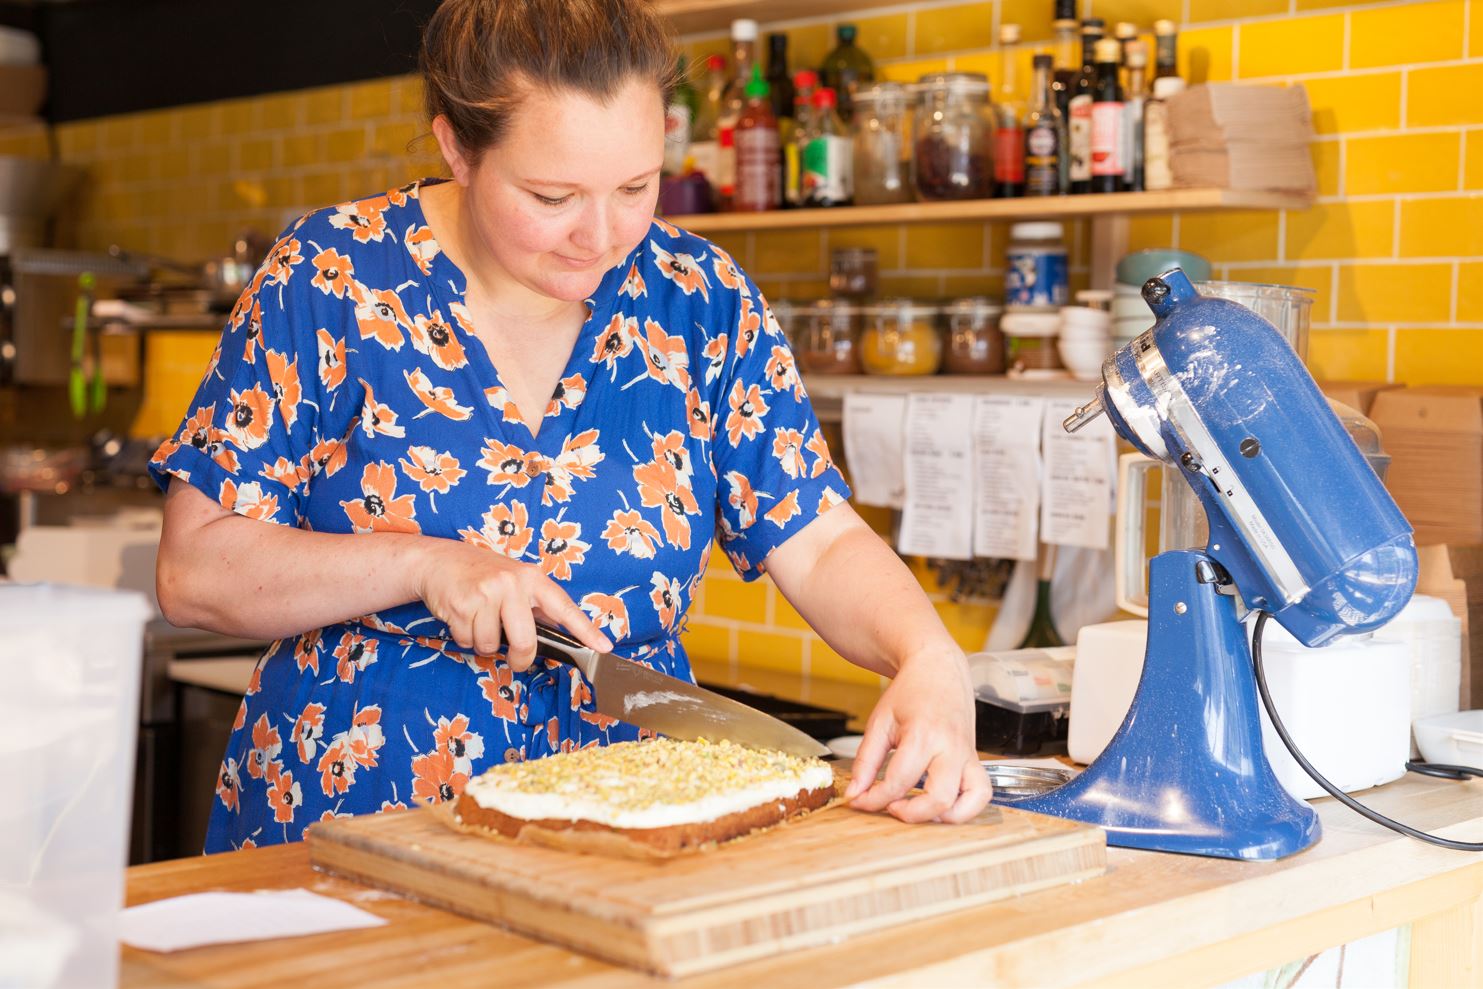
[153,0,990,852]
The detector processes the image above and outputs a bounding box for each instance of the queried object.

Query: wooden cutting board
[307,789,1105,977]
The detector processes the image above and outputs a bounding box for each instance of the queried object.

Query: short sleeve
[148,222,331,527]
[712,267,852,579]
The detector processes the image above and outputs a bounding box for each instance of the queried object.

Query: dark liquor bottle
[1122,39,1148,192]
[1050,0,1079,123]
[766,33,796,123]
[819,23,876,123]
[1023,54,1063,197]
[1089,37,1124,194]
[1066,17,1103,195]
[1154,19,1180,80]
[1017,545,1065,649]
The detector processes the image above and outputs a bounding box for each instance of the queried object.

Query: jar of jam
[828,247,878,300]
[911,73,994,201]
[861,299,942,375]
[942,297,1005,374]
[852,82,913,205]
[798,299,863,374]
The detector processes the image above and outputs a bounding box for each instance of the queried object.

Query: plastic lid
[1152,76,1187,99]
[1115,21,1138,39]
[745,64,769,100]
[1094,38,1122,63]
[1154,18,1177,35]
[813,87,837,108]
[1010,220,1065,241]
[1001,310,1062,336]
[1125,39,1148,67]
[731,18,758,41]
[999,23,1021,44]
[706,53,726,71]
[794,68,818,88]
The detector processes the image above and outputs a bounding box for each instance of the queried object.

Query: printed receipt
[1040,396,1116,549]
[841,392,908,508]
[972,395,1045,561]
[897,393,975,559]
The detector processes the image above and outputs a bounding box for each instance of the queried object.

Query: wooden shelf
[667,188,1312,234]
[802,372,1094,423]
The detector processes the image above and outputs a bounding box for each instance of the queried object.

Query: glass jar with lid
[942,297,1005,374]
[798,299,863,374]
[828,246,878,300]
[768,299,805,351]
[852,82,913,205]
[912,72,995,201]
[861,298,943,375]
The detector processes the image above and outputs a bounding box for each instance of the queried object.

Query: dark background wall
[0,0,443,122]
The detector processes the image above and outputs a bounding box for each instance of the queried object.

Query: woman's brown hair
[420,0,680,160]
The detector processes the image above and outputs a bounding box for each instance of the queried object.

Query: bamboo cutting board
[307,793,1105,977]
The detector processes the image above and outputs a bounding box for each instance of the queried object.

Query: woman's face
[442,76,666,307]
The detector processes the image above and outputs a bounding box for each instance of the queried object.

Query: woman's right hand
[412,539,613,671]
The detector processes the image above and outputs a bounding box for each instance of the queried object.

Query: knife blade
[533,623,831,759]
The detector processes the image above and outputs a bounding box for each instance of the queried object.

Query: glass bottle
[1089,37,1123,194]
[688,54,727,194]
[1122,39,1148,192]
[1017,544,1065,649]
[766,33,796,123]
[1023,54,1064,197]
[993,23,1025,198]
[734,65,781,212]
[851,82,912,205]
[1154,19,1180,80]
[784,70,818,208]
[820,23,876,123]
[1067,17,1103,195]
[1114,21,1138,91]
[803,87,853,207]
[716,18,759,210]
[663,56,699,176]
[1050,0,1079,124]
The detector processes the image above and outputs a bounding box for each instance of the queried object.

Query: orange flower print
[218,479,280,522]
[818,486,846,514]
[653,216,681,238]
[405,367,473,421]
[316,329,347,391]
[480,664,523,722]
[539,517,590,580]
[330,198,389,243]
[216,757,240,812]
[545,373,586,418]
[806,429,835,478]
[478,439,545,489]
[247,663,262,696]
[633,460,700,550]
[341,462,420,534]
[772,428,807,479]
[459,501,534,560]
[259,455,309,492]
[726,471,759,530]
[310,247,356,299]
[358,380,407,439]
[543,428,603,506]
[701,333,728,385]
[764,345,802,399]
[225,383,274,451]
[712,249,745,292]
[580,587,636,640]
[735,296,762,358]
[405,223,438,275]
[178,404,236,472]
[308,435,348,478]
[412,749,468,805]
[265,763,303,824]
[263,236,304,286]
[292,702,326,763]
[233,699,247,732]
[332,629,379,683]
[591,313,637,377]
[264,349,304,429]
[633,317,691,391]
[602,508,662,559]
[354,287,411,351]
[483,385,525,425]
[765,489,802,529]
[650,240,710,301]
[400,445,466,508]
[649,572,683,630]
[685,388,713,441]
[650,430,693,479]
[409,310,468,371]
[246,713,283,781]
[345,705,385,770]
[242,297,265,363]
[433,714,485,776]
[725,381,770,445]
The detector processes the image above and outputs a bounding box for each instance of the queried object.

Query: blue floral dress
[149,179,850,851]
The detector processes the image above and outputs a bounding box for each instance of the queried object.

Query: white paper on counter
[119,889,387,953]
[1040,396,1116,550]
[841,392,908,508]
[897,393,975,560]
[971,395,1045,561]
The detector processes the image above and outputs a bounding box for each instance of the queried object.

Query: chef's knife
[533,623,831,759]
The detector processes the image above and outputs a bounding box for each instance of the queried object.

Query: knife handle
[533,622,598,681]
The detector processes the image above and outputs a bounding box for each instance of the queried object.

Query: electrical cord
[1251,610,1483,852]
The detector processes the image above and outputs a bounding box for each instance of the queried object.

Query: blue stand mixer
[994,268,1418,860]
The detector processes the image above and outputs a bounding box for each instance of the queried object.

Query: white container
[1371,594,1462,756]
[1413,711,1483,771]
[1068,620,1148,765]
[0,583,151,989]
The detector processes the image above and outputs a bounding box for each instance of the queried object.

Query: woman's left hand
[844,648,992,824]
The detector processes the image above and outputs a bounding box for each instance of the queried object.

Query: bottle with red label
[734,64,782,211]
[992,22,1025,198]
[1089,37,1124,194]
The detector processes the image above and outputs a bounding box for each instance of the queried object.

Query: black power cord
[1252,610,1483,852]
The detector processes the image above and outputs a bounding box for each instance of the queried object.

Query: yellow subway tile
[117,152,155,183]
[878,58,949,85]
[1091,0,1182,29]
[1307,329,1390,382]
[1177,209,1280,263]
[55,121,96,158]
[809,641,883,686]
[371,120,420,159]
[850,13,910,61]
[680,621,733,665]
[1399,196,1483,258]
[1286,201,1394,260]
[1394,329,1483,386]
[238,136,275,172]
[733,629,805,674]
[135,110,173,147]
[347,78,393,120]
[1336,263,1453,323]
[903,221,985,269]
[1312,141,1341,197]
[1178,25,1233,85]
[706,231,752,268]
[913,2,994,56]
[699,577,768,622]
[1295,0,1366,8]
[1346,133,1460,195]
[942,273,1004,298]
[157,151,191,182]
[825,224,901,271]
[100,116,137,151]
[950,51,1002,85]
[175,104,219,141]
[1301,73,1401,136]
[1238,14,1344,79]
[997,0,1053,42]
[1469,131,1483,190]
[193,140,232,176]
[300,169,349,208]
[753,229,822,275]
[1225,265,1335,323]
[303,88,344,127]
[1408,64,1483,128]
[785,25,834,74]
[324,126,368,164]
[877,274,945,297]
[262,175,298,210]
[934,599,996,652]
[770,589,813,632]
[1475,0,1483,59]
[254,92,300,130]
[1457,262,1483,321]
[219,99,254,136]
[1126,213,1175,252]
[1351,0,1464,69]
[281,132,321,168]
[1190,0,1284,21]
[756,278,829,300]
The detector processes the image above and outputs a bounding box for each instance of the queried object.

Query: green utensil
[69,272,95,419]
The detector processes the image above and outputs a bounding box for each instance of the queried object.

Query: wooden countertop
[123,774,1483,988]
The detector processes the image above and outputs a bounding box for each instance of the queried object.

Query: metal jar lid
[944,296,1004,319]
[913,72,991,99]
[862,297,942,319]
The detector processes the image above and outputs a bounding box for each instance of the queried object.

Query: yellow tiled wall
[2,0,1479,691]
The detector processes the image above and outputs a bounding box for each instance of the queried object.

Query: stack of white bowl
[1112,283,1155,350]
[1057,305,1112,381]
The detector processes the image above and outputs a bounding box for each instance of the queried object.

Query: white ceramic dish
[1414,711,1483,770]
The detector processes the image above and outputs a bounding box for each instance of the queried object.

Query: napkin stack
[1167,83,1315,193]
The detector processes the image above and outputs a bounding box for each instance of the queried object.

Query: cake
[445,737,838,858]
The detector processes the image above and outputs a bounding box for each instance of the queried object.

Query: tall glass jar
[851,82,912,205]
[912,73,995,201]
[942,297,1005,374]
